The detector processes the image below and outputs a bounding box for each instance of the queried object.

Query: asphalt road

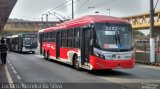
[3,52,160,89]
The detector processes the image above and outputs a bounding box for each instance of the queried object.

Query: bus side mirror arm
[90,39,94,46]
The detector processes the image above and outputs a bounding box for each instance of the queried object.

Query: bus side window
[64,30,67,47]
[67,29,74,47]
[51,31,55,42]
[45,33,48,42]
[74,28,81,48]
[48,32,52,42]
[43,33,45,42]
[47,32,49,42]
[60,30,67,47]
[44,33,47,42]
[42,33,44,42]
[60,30,63,47]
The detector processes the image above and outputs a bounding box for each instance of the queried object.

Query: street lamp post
[41,14,45,29]
[41,16,43,29]
[46,14,48,22]
[72,0,74,19]
[107,9,110,16]
[41,13,49,28]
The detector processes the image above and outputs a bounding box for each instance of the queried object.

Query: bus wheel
[73,57,81,70]
[47,51,50,60]
[32,51,35,54]
[43,51,46,59]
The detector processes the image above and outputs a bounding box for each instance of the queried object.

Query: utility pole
[46,14,49,28]
[72,0,74,19]
[41,16,43,29]
[42,13,49,28]
[46,14,48,22]
[150,0,155,62]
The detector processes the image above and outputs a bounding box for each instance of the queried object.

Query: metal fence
[135,40,160,63]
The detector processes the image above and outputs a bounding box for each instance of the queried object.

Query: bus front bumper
[89,55,135,70]
[22,47,36,52]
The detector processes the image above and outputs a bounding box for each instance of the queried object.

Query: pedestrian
[0,37,8,65]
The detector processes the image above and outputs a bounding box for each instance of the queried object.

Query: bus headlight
[99,54,105,59]
[131,54,135,60]
[105,54,113,59]
[93,52,105,59]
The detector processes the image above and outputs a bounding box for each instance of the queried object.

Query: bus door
[56,31,60,59]
[81,28,91,65]
[18,37,22,52]
[39,34,43,54]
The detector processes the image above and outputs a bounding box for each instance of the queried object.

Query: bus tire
[43,50,46,59]
[32,51,35,54]
[47,51,50,60]
[73,56,81,70]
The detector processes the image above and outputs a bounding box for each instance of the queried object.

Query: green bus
[6,33,37,53]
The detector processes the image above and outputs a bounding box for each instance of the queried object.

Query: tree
[133,30,145,39]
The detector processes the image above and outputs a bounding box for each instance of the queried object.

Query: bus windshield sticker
[104,44,109,48]
[104,44,118,48]
[104,31,115,35]
[109,44,118,48]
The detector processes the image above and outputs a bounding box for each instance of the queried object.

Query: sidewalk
[136,60,160,67]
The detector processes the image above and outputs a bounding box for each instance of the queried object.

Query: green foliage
[133,30,145,36]
[133,31,145,39]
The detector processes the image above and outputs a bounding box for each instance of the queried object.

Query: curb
[136,60,160,67]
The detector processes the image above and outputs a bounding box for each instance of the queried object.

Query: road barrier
[136,52,160,67]
[136,60,160,67]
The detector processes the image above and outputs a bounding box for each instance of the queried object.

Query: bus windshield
[24,38,37,44]
[94,23,135,52]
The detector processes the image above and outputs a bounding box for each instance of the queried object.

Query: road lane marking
[7,58,24,84]
[4,65,15,89]
[10,66,21,80]
[17,75,21,80]
[7,60,10,64]
[11,67,15,70]
[99,77,160,83]
[13,70,17,74]
[21,83,26,88]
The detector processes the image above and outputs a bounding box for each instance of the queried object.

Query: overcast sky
[9,0,160,20]
[9,0,160,35]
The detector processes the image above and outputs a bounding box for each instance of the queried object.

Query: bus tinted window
[61,30,67,47]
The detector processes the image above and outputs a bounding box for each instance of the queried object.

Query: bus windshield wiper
[115,31,121,50]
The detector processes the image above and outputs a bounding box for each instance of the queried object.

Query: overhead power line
[54,0,80,12]
[87,0,115,14]
[72,0,115,16]
[43,0,80,19]
[42,0,80,21]
[154,0,159,9]
[50,0,72,12]
[73,0,90,14]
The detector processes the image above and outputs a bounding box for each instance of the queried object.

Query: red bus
[38,15,135,70]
